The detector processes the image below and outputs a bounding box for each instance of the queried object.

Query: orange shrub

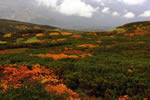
[77,44,99,48]
[129,33,135,37]
[118,95,129,100]
[22,34,29,37]
[36,54,79,60]
[124,33,135,36]
[61,32,72,35]
[36,33,45,37]
[87,32,97,36]
[3,33,12,38]
[0,64,79,97]
[56,38,67,41]
[49,32,60,36]
[0,50,13,54]
[71,35,82,38]
[48,48,93,58]
[96,40,102,44]
[40,40,49,43]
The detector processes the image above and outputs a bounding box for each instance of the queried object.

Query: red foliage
[71,35,82,38]
[134,29,150,36]
[118,95,129,100]
[0,50,13,54]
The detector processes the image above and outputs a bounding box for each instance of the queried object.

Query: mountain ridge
[0,18,59,33]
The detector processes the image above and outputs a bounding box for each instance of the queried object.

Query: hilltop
[0,19,150,100]
[105,21,150,36]
[119,21,150,28]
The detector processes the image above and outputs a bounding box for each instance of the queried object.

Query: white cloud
[139,10,150,17]
[124,12,135,18]
[123,9,129,13]
[35,0,98,18]
[101,7,110,14]
[58,0,98,18]
[120,0,146,5]
[93,0,102,3]
[93,0,105,6]
[112,11,120,16]
[36,0,58,8]
[100,2,105,6]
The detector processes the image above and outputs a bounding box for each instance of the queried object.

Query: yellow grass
[0,41,7,44]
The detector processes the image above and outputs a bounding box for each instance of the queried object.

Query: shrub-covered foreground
[0,21,150,100]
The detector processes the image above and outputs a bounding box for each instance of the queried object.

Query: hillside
[119,21,150,28]
[0,20,150,100]
[106,21,150,37]
[0,19,58,34]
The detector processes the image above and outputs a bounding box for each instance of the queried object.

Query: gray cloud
[0,0,150,30]
[35,0,99,18]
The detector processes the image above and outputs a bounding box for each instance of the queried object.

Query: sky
[35,0,150,18]
[0,0,150,30]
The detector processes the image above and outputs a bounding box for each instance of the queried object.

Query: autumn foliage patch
[34,54,79,60]
[77,44,99,48]
[0,64,78,97]
[30,48,92,60]
[71,35,82,38]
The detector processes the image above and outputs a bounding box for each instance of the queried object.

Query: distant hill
[119,21,150,28]
[0,19,59,33]
[103,21,150,36]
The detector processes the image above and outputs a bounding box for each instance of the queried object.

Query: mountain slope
[119,21,150,28]
[0,19,59,33]
[104,21,150,36]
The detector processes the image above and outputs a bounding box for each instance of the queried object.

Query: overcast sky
[35,0,150,18]
[0,0,150,30]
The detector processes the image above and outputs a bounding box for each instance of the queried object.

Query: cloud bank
[124,12,135,18]
[120,0,146,5]
[139,10,150,17]
[36,0,98,18]
[35,0,149,20]
[101,7,110,14]
[112,11,120,16]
